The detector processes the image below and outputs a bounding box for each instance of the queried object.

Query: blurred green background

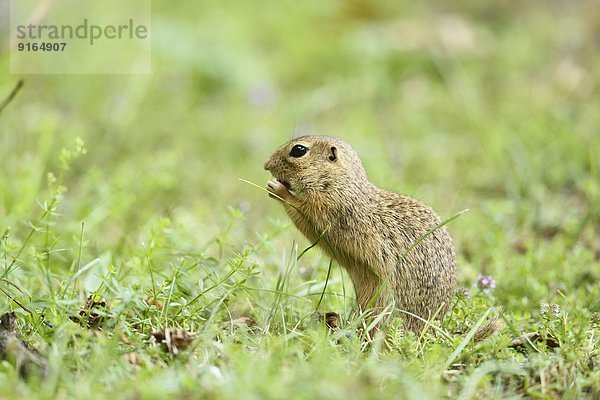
[0,0,600,399]
[1,0,599,314]
[0,0,599,397]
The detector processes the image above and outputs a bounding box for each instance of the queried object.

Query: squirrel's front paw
[267,179,292,201]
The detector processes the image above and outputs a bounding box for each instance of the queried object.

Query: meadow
[0,1,599,398]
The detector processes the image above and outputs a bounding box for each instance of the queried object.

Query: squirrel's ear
[329,146,338,162]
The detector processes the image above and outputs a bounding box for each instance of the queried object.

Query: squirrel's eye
[289,144,308,158]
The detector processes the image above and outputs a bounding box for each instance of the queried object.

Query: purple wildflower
[477,275,496,293]
[458,287,471,298]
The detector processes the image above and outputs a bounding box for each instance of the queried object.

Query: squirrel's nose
[263,159,272,171]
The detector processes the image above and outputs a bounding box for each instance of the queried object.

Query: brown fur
[264,135,457,332]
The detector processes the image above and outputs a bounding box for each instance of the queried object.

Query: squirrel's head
[264,135,368,200]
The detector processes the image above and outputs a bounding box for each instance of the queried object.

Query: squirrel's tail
[472,315,503,343]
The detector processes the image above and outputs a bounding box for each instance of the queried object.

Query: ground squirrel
[264,135,457,332]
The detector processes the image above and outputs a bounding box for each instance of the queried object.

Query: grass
[0,0,599,398]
